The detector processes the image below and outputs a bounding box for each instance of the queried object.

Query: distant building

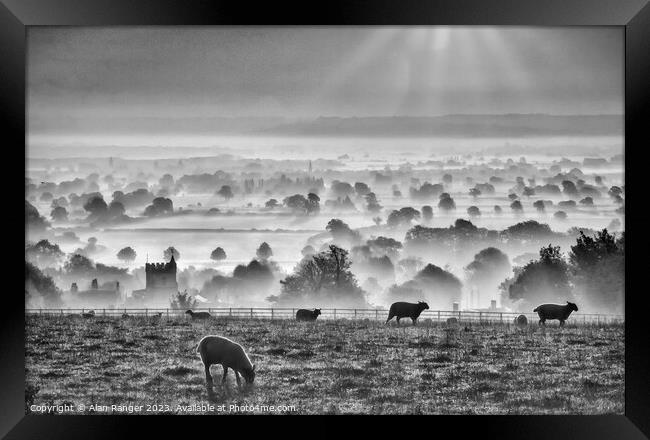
[131,255,178,305]
[71,278,121,307]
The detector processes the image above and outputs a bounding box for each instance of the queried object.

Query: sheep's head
[314,309,322,317]
[185,310,193,315]
[243,364,256,384]
[418,301,430,310]
[567,301,578,312]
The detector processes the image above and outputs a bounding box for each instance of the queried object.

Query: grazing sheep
[296,308,321,321]
[197,335,255,391]
[82,310,95,318]
[121,312,130,319]
[533,301,578,327]
[386,301,429,326]
[446,317,458,326]
[514,314,528,327]
[186,310,211,320]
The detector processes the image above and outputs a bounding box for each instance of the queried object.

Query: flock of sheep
[78,300,580,395]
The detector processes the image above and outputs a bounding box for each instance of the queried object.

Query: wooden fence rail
[25,308,624,324]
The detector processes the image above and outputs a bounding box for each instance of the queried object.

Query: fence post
[271,308,274,320]
[229,308,232,317]
[479,311,482,324]
[145,308,148,317]
[437,311,440,322]
[167,308,169,318]
[354,309,357,319]
[334,309,337,319]
[250,308,253,318]
[103,308,106,317]
[40,308,42,316]
[376,309,378,320]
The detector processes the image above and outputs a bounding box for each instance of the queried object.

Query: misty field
[25,315,624,415]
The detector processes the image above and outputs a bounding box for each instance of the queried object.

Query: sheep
[121,312,130,319]
[197,335,255,392]
[386,301,429,326]
[82,310,95,318]
[533,301,578,327]
[186,310,211,320]
[446,317,458,326]
[515,315,528,327]
[296,308,321,321]
[514,314,528,327]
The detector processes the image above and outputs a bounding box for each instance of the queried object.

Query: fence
[25,307,624,324]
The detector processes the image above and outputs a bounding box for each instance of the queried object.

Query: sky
[28,26,623,127]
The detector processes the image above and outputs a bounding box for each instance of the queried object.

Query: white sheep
[197,335,256,391]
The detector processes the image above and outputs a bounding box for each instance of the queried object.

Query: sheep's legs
[396,317,401,326]
[235,371,242,388]
[204,364,213,391]
[539,319,546,327]
[559,320,565,327]
[412,318,417,326]
[221,366,228,385]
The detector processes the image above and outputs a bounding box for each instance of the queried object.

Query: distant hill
[256,114,623,137]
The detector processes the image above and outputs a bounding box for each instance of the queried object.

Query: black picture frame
[3,0,649,437]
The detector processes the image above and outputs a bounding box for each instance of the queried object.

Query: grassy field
[25,315,624,415]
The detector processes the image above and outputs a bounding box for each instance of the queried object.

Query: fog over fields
[25,27,624,315]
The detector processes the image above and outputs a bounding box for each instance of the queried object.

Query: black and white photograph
[24,26,626,415]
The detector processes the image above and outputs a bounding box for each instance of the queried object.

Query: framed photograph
[4,0,649,437]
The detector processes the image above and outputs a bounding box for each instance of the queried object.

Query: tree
[465,247,511,291]
[170,290,197,310]
[502,244,572,310]
[326,218,361,245]
[503,220,554,241]
[265,198,280,209]
[50,206,68,221]
[25,201,50,230]
[438,194,456,211]
[366,236,403,259]
[554,211,568,220]
[117,246,137,262]
[83,196,108,218]
[25,240,65,267]
[283,194,308,213]
[64,253,95,276]
[365,192,382,213]
[386,207,420,227]
[331,181,354,197]
[442,174,452,184]
[510,200,523,212]
[144,197,173,217]
[354,182,371,196]
[467,206,481,217]
[210,247,227,261]
[256,242,273,260]
[25,261,62,307]
[306,193,320,214]
[568,229,624,312]
[273,245,366,307]
[217,185,234,200]
[533,200,546,212]
[163,246,180,261]
[107,201,126,218]
[421,205,433,222]
[562,180,578,196]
